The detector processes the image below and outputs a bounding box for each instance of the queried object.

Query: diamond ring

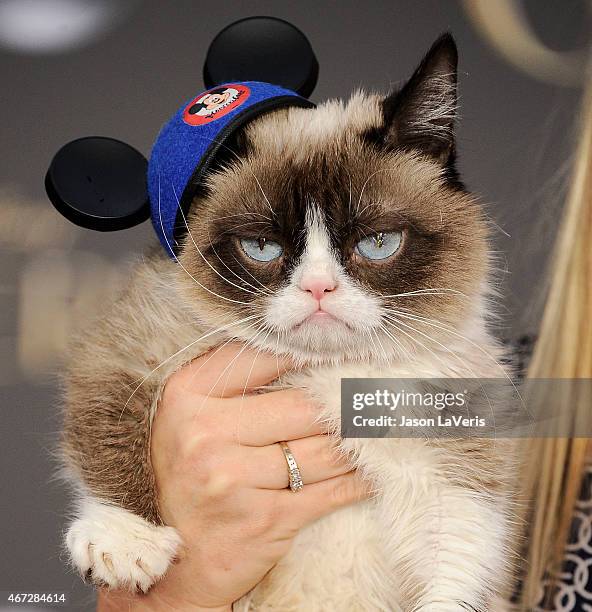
[279,441,304,492]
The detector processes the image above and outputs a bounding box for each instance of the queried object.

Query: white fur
[265,207,384,358]
[245,92,382,162]
[65,495,182,592]
[235,209,513,610]
[63,213,514,607]
[235,358,513,611]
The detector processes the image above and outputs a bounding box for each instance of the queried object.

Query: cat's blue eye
[355,231,402,260]
[240,237,283,262]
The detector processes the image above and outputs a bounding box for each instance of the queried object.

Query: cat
[61,34,517,611]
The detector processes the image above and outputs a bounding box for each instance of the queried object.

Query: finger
[246,436,352,489]
[285,472,373,528]
[227,389,324,446]
[169,343,293,398]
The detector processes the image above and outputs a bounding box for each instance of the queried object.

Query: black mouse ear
[203,16,319,97]
[45,137,150,231]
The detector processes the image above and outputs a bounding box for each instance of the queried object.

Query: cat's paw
[65,498,182,592]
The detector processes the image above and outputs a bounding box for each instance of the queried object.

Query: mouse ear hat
[45,17,318,258]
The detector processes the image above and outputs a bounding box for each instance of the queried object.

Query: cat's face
[177,35,490,363]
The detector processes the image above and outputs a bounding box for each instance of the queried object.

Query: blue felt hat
[45,18,319,253]
[147,81,313,258]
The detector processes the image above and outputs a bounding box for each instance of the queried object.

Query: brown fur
[63,33,487,526]
[62,258,199,522]
[60,35,518,608]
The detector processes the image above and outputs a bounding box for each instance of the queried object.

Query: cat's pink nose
[300,276,337,301]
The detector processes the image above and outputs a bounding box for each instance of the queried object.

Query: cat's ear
[379,33,458,165]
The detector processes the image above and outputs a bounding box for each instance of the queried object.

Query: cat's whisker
[183,319,266,390]
[356,225,373,244]
[252,174,277,219]
[205,230,275,296]
[196,321,269,412]
[382,315,498,436]
[371,327,389,362]
[333,162,359,234]
[355,167,392,215]
[381,306,524,408]
[383,314,474,375]
[361,327,380,361]
[156,175,253,305]
[382,307,458,330]
[240,327,274,402]
[146,324,262,463]
[209,211,273,223]
[204,226,276,297]
[357,222,381,236]
[382,306,506,372]
[186,131,279,221]
[120,314,262,425]
[274,329,282,382]
[377,322,415,363]
[381,287,468,299]
[369,327,390,363]
[173,184,267,298]
[234,326,276,446]
[381,320,498,445]
[347,174,353,217]
[215,220,270,238]
[205,323,270,406]
[230,253,276,296]
[357,200,416,234]
[382,316,452,373]
[124,312,264,391]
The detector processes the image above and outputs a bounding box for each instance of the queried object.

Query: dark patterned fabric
[505,335,592,610]
[504,335,592,609]
[536,465,592,611]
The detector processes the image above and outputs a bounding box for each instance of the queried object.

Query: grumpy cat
[61,34,516,611]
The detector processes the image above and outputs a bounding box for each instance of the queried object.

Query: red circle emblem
[182,84,251,126]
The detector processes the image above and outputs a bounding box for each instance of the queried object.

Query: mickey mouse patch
[183,84,250,126]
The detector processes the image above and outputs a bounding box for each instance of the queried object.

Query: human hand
[98,343,369,611]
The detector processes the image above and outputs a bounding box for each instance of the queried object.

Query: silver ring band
[279,441,304,492]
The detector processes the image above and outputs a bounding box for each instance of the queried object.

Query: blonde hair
[517,82,592,608]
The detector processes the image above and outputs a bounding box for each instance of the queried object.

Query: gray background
[0,1,589,610]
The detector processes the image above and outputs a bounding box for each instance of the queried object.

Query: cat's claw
[65,499,182,592]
